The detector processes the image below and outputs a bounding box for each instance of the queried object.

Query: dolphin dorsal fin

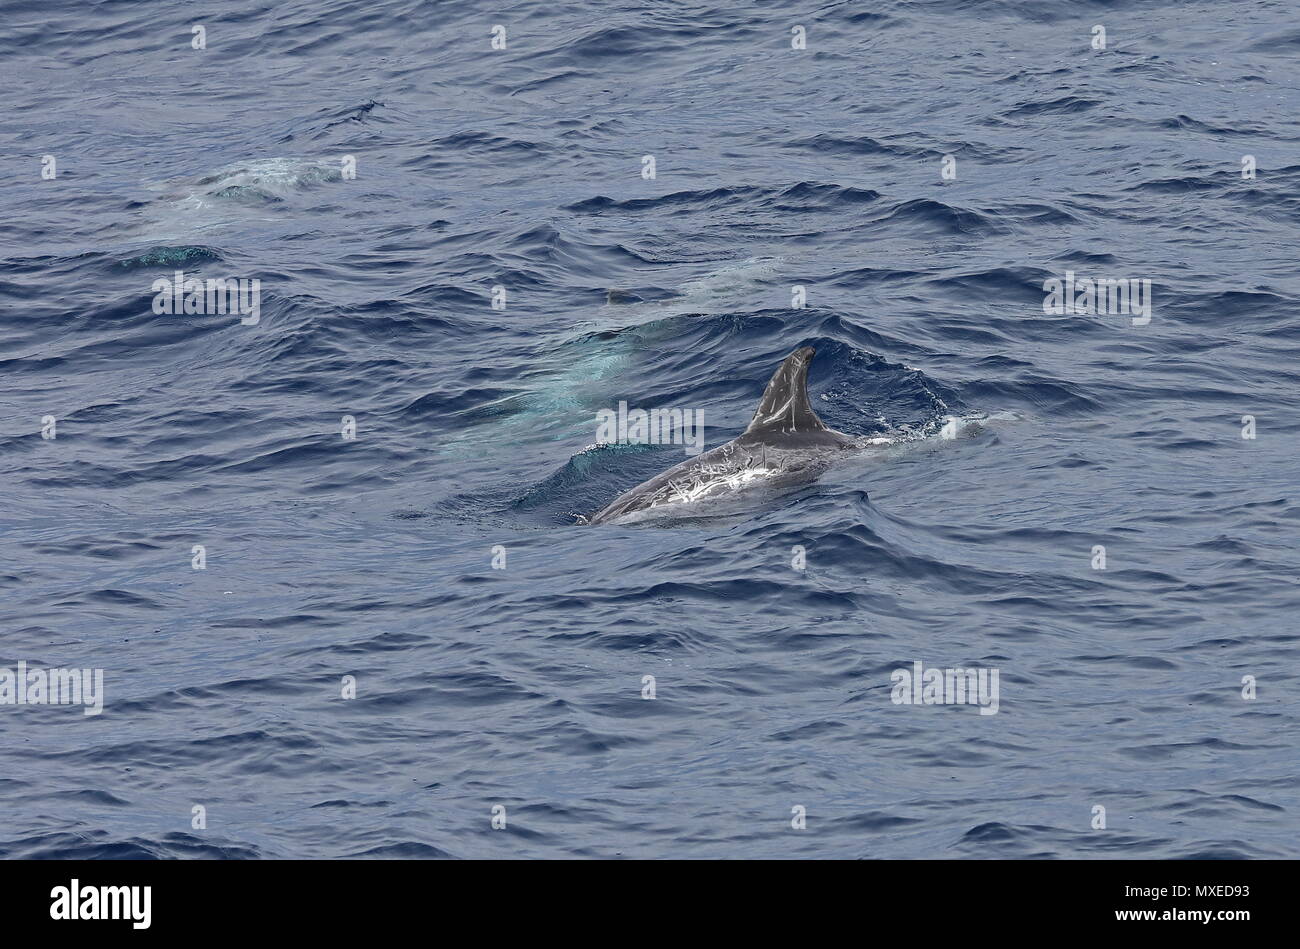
[744,346,831,436]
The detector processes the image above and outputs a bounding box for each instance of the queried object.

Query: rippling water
[2,0,1298,858]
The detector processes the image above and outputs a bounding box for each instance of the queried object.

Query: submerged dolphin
[587,346,858,525]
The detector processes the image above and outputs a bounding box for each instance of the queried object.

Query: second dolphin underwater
[588,346,875,525]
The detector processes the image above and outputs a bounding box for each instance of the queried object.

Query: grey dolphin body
[588,346,858,525]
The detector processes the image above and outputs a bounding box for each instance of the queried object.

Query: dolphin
[587,346,859,525]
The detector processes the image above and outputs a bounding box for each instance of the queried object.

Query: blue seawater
[1,0,1298,858]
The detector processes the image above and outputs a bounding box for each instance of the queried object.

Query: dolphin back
[587,345,854,525]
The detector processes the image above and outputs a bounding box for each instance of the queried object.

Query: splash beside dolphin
[587,346,858,525]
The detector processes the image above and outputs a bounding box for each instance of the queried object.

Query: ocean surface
[1,0,1298,859]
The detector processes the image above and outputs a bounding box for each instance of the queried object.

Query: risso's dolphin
[587,346,859,525]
